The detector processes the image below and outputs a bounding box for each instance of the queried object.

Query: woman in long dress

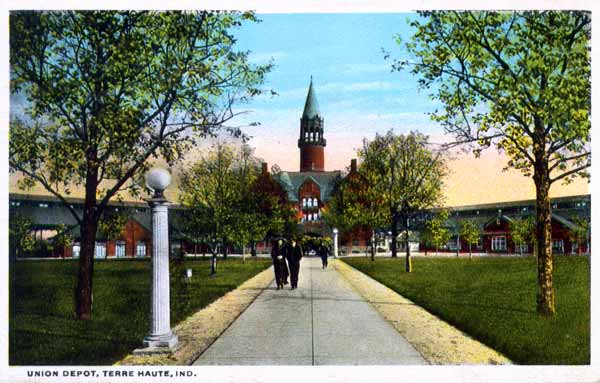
[271,239,289,290]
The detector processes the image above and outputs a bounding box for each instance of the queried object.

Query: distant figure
[318,241,330,269]
[285,238,303,289]
[271,239,289,290]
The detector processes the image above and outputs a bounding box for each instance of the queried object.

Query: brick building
[418,194,591,255]
[8,193,187,259]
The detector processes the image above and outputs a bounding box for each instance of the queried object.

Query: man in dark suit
[318,239,330,269]
[285,238,303,289]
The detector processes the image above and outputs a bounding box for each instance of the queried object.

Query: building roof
[274,171,341,202]
[302,77,321,119]
[441,194,590,212]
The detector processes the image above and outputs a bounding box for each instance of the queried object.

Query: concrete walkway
[193,257,427,365]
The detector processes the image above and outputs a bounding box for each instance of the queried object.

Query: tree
[51,223,74,258]
[399,11,590,315]
[248,164,296,256]
[9,214,35,260]
[323,165,388,261]
[568,216,590,256]
[359,131,447,271]
[426,210,451,256]
[10,11,270,319]
[509,217,535,256]
[180,142,239,274]
[460,219,481,259]
[98,212,129,242]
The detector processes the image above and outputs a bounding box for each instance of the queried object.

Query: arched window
[313,198,318,207]
[307,198,313,207]
[302,198,307,207]
[311,132,315,141]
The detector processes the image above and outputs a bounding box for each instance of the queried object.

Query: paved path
[193,257,427,365]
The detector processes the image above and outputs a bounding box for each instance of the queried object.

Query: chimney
[261,162,268,175]
[350,158,357,173]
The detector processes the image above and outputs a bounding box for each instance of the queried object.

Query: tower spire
[298,77,326,172]
[302,76,320,119]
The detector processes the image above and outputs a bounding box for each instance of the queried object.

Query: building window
[552,239,564,254]
[447,239,458,250]
[515,243,528,253]
[72,243,81,258]
[302,198,307,207]
[491,236,507,251]
[10,201,21,207]
[136,242,147,258]
[307,198,313,207]
[476,236,483,249]
[571,241,578,255]
[94,242,107,258]
[115,241,126,258]
[39,203,49,208]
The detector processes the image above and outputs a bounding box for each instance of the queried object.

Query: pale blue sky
[232,13,443,171]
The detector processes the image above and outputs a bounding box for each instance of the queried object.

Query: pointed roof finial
[302,76,320,119]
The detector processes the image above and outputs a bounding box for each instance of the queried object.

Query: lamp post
[332,228,339,258]
[136,167,178,353]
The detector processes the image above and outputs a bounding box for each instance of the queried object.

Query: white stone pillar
[140,200,178,351]
[333,228,339,258]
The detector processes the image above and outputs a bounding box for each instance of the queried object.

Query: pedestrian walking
[318,240,330,269]
[285,238,303,289]
[270,239,289,290]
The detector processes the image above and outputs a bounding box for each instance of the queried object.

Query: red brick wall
[122,219,152,257]
[300,145,324,172]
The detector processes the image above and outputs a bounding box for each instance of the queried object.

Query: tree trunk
[534,159,555,316]
[404,216,411,272]
[211,254,217,275]
[520,242,523,257]
[391,213,398,258]
[75,168,100,320]
[469,243,472,260]
[370,231,376,261]
[250,241,257,257]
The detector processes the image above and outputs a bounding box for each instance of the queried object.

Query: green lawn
[342,255,589,365]
[10,257,272,365]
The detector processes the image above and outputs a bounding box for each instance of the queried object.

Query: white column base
[133,332,179,354]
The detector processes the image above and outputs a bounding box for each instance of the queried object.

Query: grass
[342,255,590,365]
[9,257,272,365]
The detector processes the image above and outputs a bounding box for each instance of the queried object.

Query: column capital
[147,197,170,208]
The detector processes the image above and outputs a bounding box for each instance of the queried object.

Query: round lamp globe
[145,168,171,195]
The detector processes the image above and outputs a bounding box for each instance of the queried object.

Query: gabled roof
[551,213,579,231]
[274,171,341,202]
[302,77,321,119]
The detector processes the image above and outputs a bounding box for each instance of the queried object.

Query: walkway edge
[333,259,512,365]
[115,266,275,366]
